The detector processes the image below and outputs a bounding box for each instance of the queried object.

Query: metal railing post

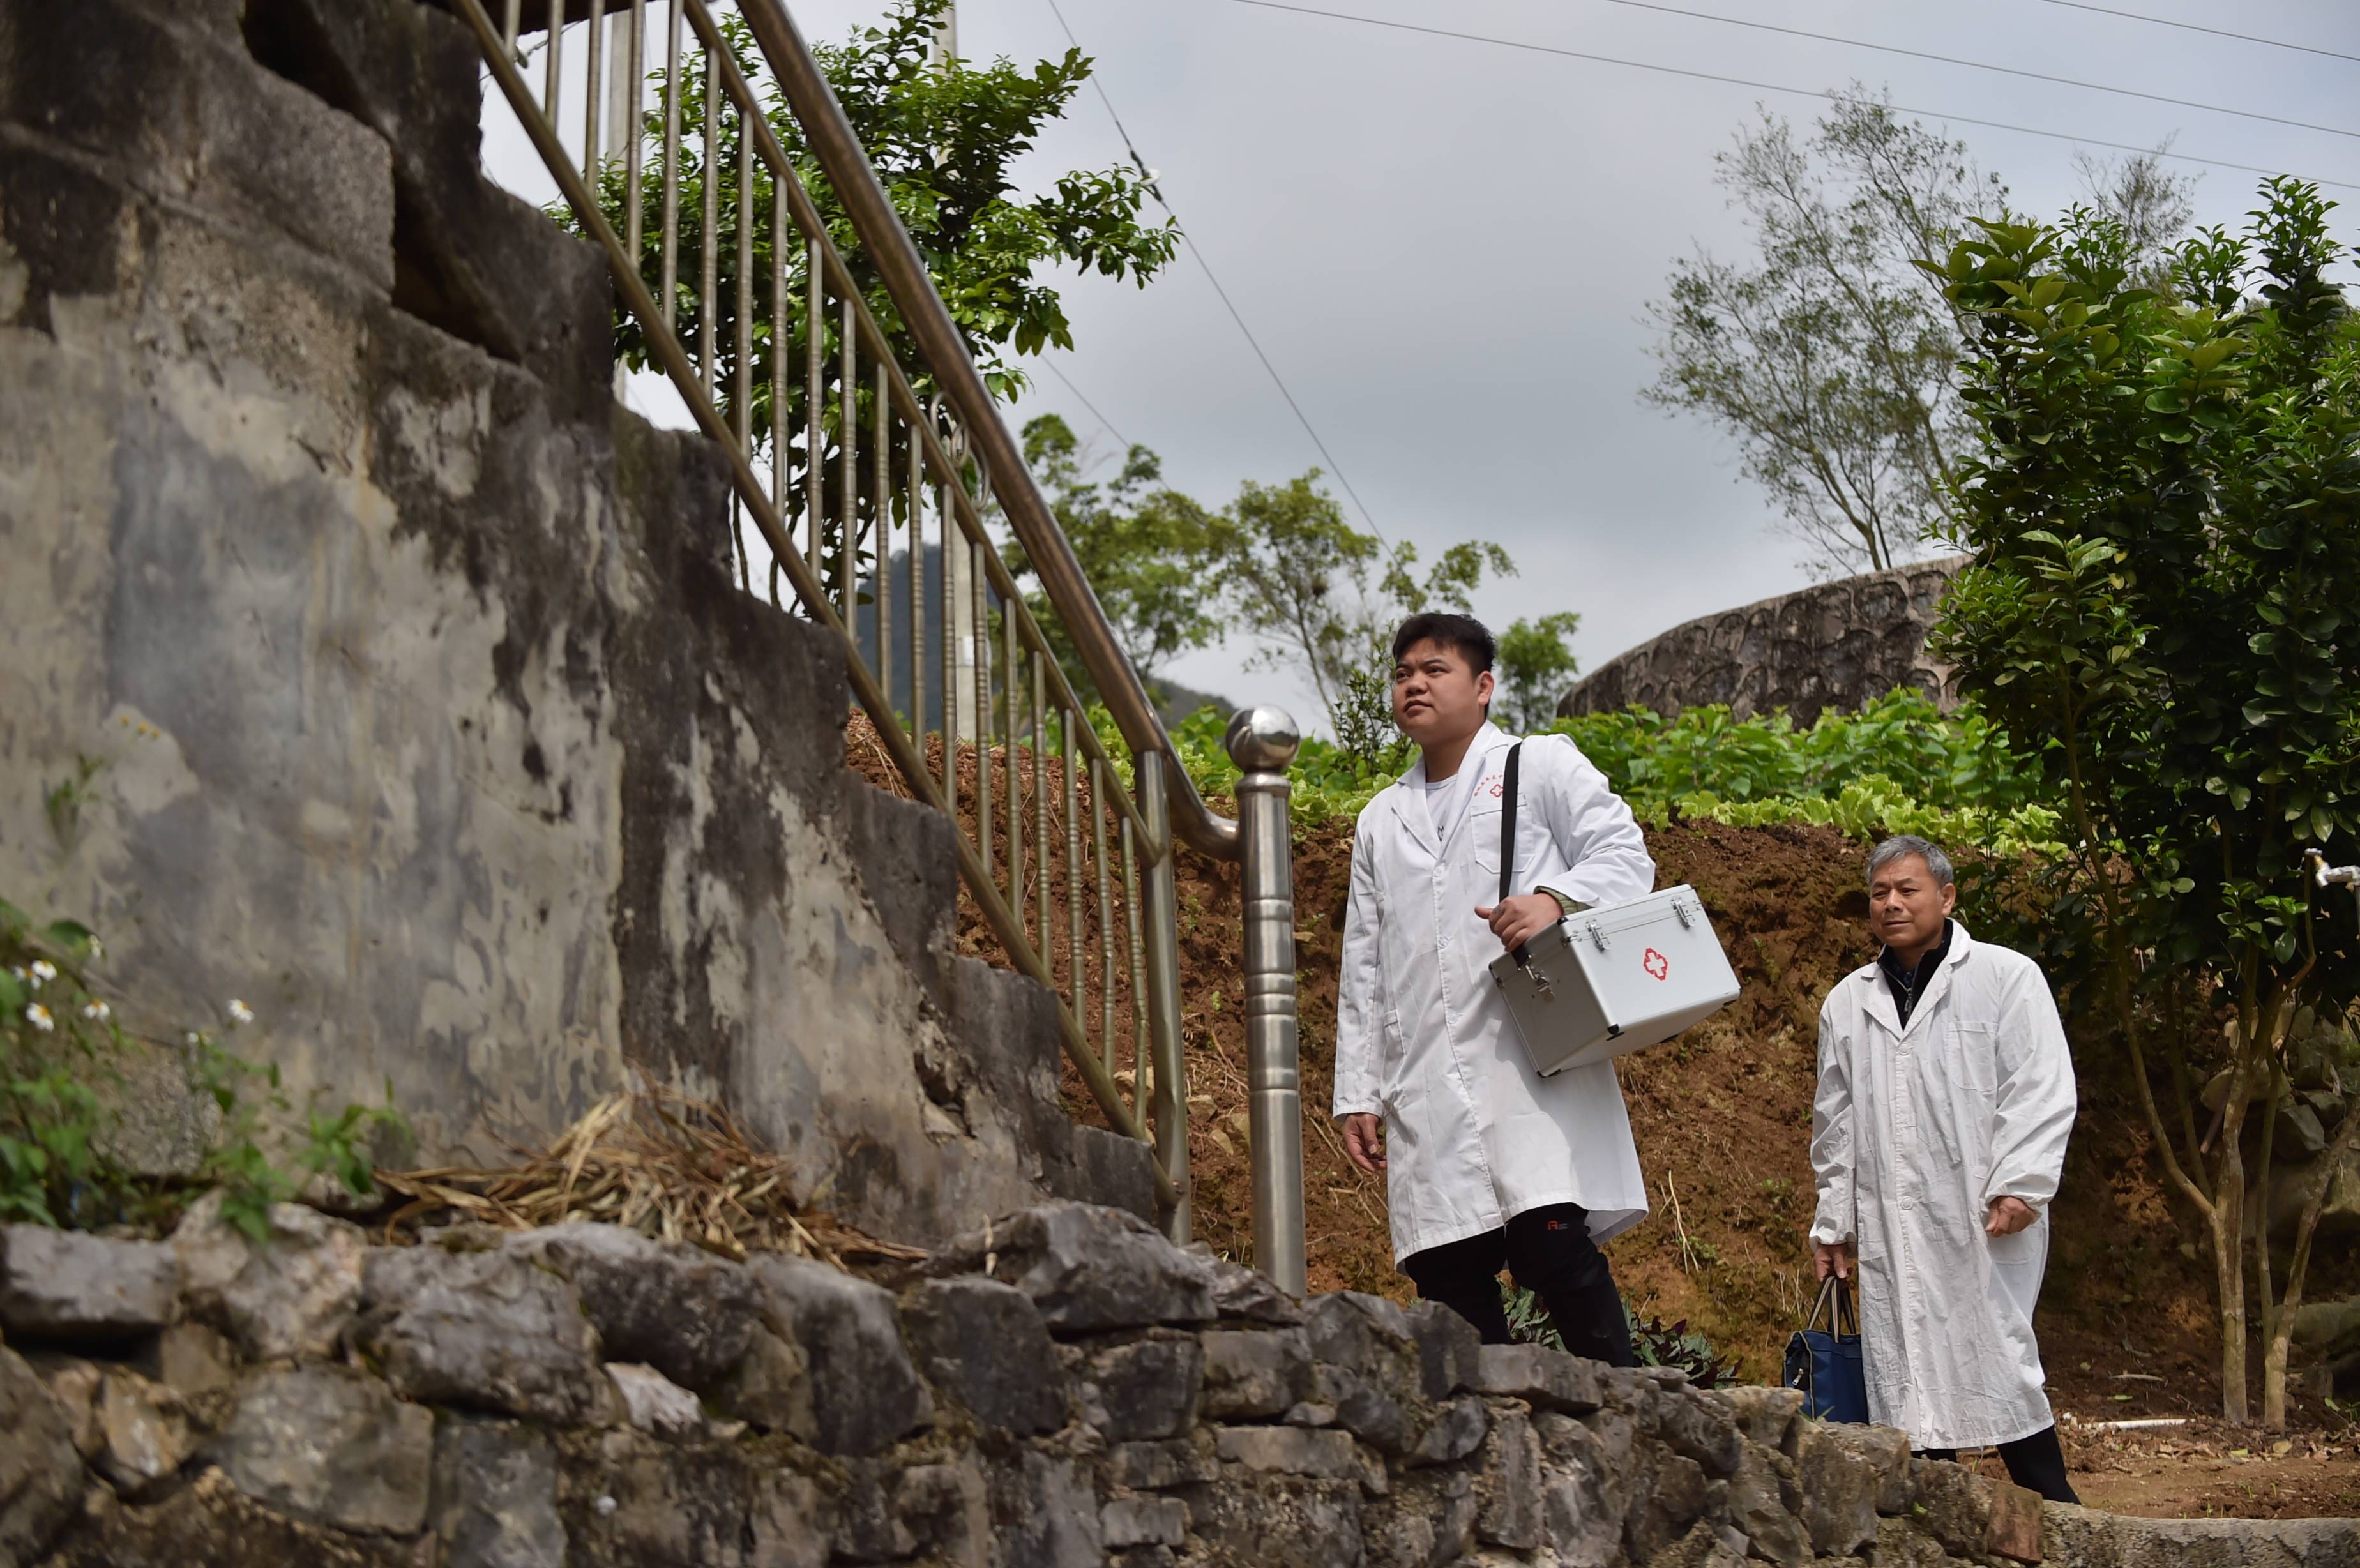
[1226,706,1304,1294]
[1137,751,1191,1244]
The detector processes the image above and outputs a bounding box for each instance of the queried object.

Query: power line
[1603,0,2360,144]
[1038,356,1133,452]
[2041,1,2360,67]
[1229,0,2360,193]
[1041,0,1388,539]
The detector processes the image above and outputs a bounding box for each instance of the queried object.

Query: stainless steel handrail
[461,0,1307,1280]
[739,0,1239,862]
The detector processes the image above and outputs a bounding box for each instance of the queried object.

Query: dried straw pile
[376,1083,924,1269]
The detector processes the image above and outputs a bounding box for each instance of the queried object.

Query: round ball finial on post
[1223,705,1301,773]
[1221,704,1306,1295]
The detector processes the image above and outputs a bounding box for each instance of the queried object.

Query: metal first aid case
[1489,885,1741,1076]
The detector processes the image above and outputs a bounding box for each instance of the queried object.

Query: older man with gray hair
[1810,834,2082,1503]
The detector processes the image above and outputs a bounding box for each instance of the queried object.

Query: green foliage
[1502,1284,1742,1387]
[1151,688,2058,856]
[1929,177,2360,1421]
[1494,613,1582,735]
[1,896,405,1242]
[1001,414,1222,702]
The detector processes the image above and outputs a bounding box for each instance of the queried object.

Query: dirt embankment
[843,721,2359,1517]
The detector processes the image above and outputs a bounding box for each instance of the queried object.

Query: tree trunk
[2262,1107,2360,1428]
[2211,1202,2248,1422]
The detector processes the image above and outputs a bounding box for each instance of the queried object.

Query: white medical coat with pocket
[1333,724,1658,1262]
[1809,923,2078,1449]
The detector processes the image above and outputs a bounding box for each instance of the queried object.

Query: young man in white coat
[1810,834,2082,1504]
[1334,614,1658,1361]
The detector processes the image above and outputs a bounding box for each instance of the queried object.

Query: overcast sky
[485,0,2360,730]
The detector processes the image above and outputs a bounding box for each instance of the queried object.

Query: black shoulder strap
[1501,742,1527,964]
[1500,742,1522,909]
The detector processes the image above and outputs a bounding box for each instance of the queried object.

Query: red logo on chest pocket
[1643,948,1670,981]
[1485,775,1505,799]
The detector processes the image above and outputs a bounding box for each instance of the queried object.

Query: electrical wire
[1042,0,1388,538]
[1601,0,2360,144]
[1229,0,2360,193]
[2041,1,2360,68]
[1038,356,1133,452]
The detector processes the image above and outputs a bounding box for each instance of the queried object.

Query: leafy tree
[1495,613,1582,734]
[1646,89,2194,578]
[575,0,1177,580]
[1204,473,1512,763]
[1000,414,1221,704]
[1932,179,2360,1427]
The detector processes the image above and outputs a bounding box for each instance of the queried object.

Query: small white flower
[24,1004,54,1033]
[81,1000,110,1023]
[29,960,56,986]
[227,999,255,1027]
[88,939,103,960]
[185,1030,202,1046]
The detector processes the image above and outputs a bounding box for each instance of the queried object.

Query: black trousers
[1401,1203,1638,1364]
[1919,1425,2079,1505]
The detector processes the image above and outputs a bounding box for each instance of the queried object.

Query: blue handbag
[1783,1276,1868,1422]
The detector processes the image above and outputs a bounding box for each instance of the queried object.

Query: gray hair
[1867,834,1955,889]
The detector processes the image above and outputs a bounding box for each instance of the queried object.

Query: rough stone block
[1476,1406,1545,1550]
[1645,1382,1743,1475]
[1986,1478,2045,1564]
[1725,1439,1809,1566]
[1199,1327,1313,1420]
[1406,1299,1483,1401]
[38,1358,105,1459]
[1102,1495,1188,1548]
[1910,1456,1994,1559]
[1363,1468,1478,1568]
[928,1202,1217,1333]
[1474,1342,1604,1413]
[208,1365,434,1535]
[1408,1394,1490,1467]
[1542,1459,1622,1568]
[1082,1332,1204,1442]
[1793,1421,1884,1557]
[1108,1436,1217,1491]
[148,1321,237,1399]
[1829,1422,1914,1514]
[94,1369,192,1495]
[1651,1518,1751,1568]
[607,1362,706,1439]
[1209,1256,1306,1325]
[0,1223,179,1341]
[357,1244,607,1424]
[430,1416,566,1568]
[566,1428,829,1568]
[1216,1424,1361,1479]
[745,1253,930,1455]
[985,1449,1105,1568]
[1196,1474,1368,1567]
[900,1274,1066,1435]
[0,1346,82,1564]
[707,1326,815,1441]
[1623,1437,1709,1565]
[1305,1291,1416,1368]
[1316,1361,1414,1454]
[172,1192,365,1361]
[1714,1385,1804,1454]
[508,1223,764,1392]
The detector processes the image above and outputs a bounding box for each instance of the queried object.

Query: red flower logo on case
[1643,948,1670,981]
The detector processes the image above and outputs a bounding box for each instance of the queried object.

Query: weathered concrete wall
[0,0,1145,1240]
[6,1206,2350,1567]
[1561,559,1968,726]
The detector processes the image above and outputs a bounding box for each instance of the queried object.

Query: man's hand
[1342,1112,1387,1173]
[1476,893,1564,953]
[1812,1239,1854,1281]
[1986,1195,2038,1237]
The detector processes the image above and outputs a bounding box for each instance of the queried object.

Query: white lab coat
[1334,724,1658,1262]
[1810,923,2078,1450]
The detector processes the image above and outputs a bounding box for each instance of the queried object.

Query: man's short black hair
[1391,612,1497,675]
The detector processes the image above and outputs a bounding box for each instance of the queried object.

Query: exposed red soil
[844,721,2357,1516]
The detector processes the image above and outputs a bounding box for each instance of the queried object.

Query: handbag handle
[1501,743,1527,963]
[1807,1273,1861,1336]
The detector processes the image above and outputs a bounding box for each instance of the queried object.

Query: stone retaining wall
[2,1204,2349,1567]
[1560,561,1967,726]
